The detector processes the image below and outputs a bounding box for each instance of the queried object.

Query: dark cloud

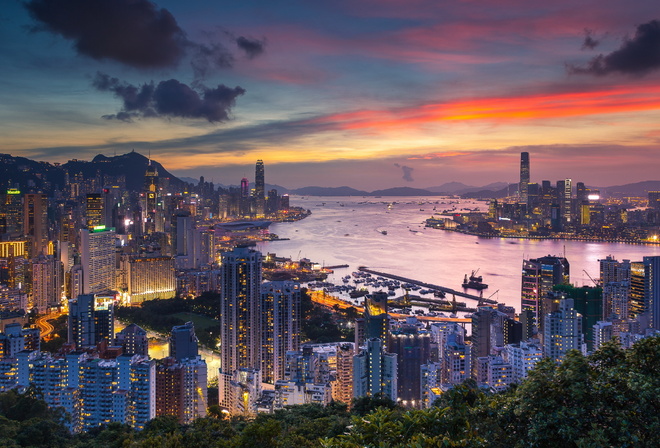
[93,72,245,122]
[236,36,266,59]
[569,20,660,76]
[394,163,414,182]
[25,0,188,69]
[581,29,600,50]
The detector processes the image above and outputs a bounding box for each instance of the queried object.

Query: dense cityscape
[0,150,658,446]
[4,0,660,446]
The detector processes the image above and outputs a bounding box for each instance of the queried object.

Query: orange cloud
[303,85,660,131]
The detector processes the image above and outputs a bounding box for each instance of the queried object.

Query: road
[35,312,62,340]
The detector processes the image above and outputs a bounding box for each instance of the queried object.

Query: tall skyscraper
[219,247,262,408]
[31,254,63,313]
[389,327,431,406]
[0,189,23,236]
[355,292,390,348]
[240,177,250,216]
[143,162,159,235]
[169,322,199,361]
[85,193,103,227]
[80,226,116,294]
[261,280,301,383]
[519,152,530,205]
[23,193,48,256]
[642,256,660,330]
[255,160,265,217]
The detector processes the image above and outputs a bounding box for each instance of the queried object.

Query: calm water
[258,196,660,312]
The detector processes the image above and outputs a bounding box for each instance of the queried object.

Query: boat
[462,270,488,290]
[381,230,388,235]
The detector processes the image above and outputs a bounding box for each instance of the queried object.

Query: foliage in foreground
[2,337,660,447]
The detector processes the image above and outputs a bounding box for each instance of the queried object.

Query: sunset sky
[2,0,660,189]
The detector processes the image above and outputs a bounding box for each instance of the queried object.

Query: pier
[358,267,498,305]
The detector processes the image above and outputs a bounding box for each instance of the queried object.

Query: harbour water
[258,196,660,312]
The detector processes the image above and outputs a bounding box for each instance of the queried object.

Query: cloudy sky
[2,0,660,189]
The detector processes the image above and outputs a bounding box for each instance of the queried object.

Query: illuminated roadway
[310,290,470,324]
[35,312,62,340]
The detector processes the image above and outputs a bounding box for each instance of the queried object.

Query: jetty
[358,267,498,305]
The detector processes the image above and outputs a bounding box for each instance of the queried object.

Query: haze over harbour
[259,196,660,311]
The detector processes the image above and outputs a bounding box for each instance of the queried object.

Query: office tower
[353,338,397,401]
[31,254,63,313]
[0,189,23,236]
[67,294,114,349]
[255,160,266,217]
[261,281,301,383]
[521,255,570,326]
[23,193,48,256]
[519,152,530,205]
[389,327,431,407]
[169,322,199,361]
[503,341,543,383]
[80,226,116,294]
[544,298,586,362]
[123,255,176,304]
[556,179,572,223]
[143,162,159,234]
[332,343,354,405]
[240,177,250,216]
[266,189,279,214]
[649,191,660,210]
[355,292,390,348]
[115,323,148,356]
[85,193,103,227]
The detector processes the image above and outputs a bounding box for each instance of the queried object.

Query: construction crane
[478,289,499,307]
[583,270,601,287]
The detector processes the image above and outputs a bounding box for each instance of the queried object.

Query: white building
[544,298,587,362]
[80,226,116,294]
[503,341,543,382]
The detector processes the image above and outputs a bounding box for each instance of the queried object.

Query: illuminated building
[123,255,176,304]
[643,256,660,330]
[441,332,470,385]
[80,226,116,294]
[0,189,23,236]
[31,254,63,313]
[176,269,221,298]
[0,286,27,312]
[261,281,301,383]
[240,177,250,216]
[519,152,530,205]
[543,298,586,363]
[389,327,431,407]
[556,179,573,224]
[353,338,397,401]
[648,191,660,210]
[331,343,354,405]
[143,162,159,234]
[23,193,48,256]
[355,292,390,348]
[219,247,262,409]
[155,356,207,424]
[476,355,513,391]
[115,323,148,356]
[255,160,265,217]
[67,294,114,349]
[630,261,646,318]
[521,255,569,327]
[503,341,542,382]
[273,345,332,409]
[85,193,103,227]
[225,368,262,416]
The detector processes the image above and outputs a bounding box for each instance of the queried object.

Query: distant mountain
[291,186,369,196]
[461,185,512,199]
[603,180,660,198]
[425,181,509,195]
[370,187,438,196]
[64,151,185,191]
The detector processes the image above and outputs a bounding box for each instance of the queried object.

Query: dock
[358,267,498,305]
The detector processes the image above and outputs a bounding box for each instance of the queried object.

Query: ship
[462,270,488,290]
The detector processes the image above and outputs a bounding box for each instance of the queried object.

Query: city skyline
[2,1,660,189]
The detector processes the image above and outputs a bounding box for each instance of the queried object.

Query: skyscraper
[80,226,116,294]
[544,298,586,362]
[143,162,159,235]
[255,160,265,217]
[219,247,262,408]
[85,193,103,227]
[261,280,301,383]
[355,292,390,348]
[169,322,199,361]
[353,338,397,401]
[519,152,530,205]
[23,193,48,256]
[521,255,569,327]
